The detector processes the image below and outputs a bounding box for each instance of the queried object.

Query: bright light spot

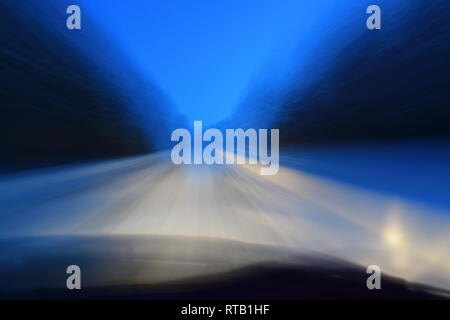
[383,226,404,247]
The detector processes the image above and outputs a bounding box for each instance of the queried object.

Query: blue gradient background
[78,0,330,126]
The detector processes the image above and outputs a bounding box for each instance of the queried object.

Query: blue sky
[79,0,336,126]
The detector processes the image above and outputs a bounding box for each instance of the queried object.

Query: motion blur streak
[1,0,449,299]
[1,146,449,291]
